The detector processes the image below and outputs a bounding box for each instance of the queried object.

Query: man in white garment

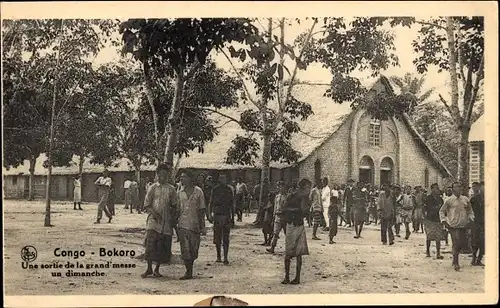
[321,177,331,232]
[124,178,131,209]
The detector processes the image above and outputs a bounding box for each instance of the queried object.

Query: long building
[3,76,452,202]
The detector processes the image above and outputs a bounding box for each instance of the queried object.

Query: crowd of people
[75,166,485,282]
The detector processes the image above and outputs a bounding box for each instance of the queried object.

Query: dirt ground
[3,200,484,295]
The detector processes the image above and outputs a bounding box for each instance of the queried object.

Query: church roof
[469,114,484,142]
[3,76,452,178]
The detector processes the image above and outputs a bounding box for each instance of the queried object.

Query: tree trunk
[44,103,56,227]
[457,126,470,194]
[258,131,272,210]
[163,70,184,181]
[78,151,85,181]
[28,155,36,200]
[143,62,160,163]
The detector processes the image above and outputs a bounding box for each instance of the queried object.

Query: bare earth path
[3,200,484,295]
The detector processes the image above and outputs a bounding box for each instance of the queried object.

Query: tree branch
[196,107,263,133]
[438,94,458,124]
[456,27,467,90]
[415,19,447,30]
[464,53,484,123]
[218,46,261,110]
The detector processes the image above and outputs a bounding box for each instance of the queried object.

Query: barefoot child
[141,164,178,278]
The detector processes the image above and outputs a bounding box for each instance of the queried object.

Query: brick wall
[298,115,352,186]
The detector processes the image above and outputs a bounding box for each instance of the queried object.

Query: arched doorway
[314,159,321,186]
[358,155,374,185]
[380,157,394,185]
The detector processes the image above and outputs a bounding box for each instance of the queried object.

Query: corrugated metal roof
[469,114,484,142]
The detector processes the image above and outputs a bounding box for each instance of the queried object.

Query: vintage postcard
[2,1,498,307]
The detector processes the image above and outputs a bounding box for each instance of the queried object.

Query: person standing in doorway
[321,177,331,232]
[377,183,395,245]
[281,178,311,285]
[124,177,131,210]
[207,173,234,265]
[423,183,445,259]
[94,170,113,224]
[343,180,355,227]
[439,182,475,271]
[177,171,206,280]
[141,164,178,278]
[309,179,323,240]
[352,181,367,239]
[73,175,83,210]
[469,182,485,266]
[267,181,287,254]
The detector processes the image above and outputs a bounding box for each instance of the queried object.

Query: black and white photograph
[2,1,498,306]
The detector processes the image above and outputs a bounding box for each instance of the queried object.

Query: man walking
[439,182,475,271]
[321,178,331,232]
[94,170,113,224]
[470,182,484,266]
[208,173,234,265]
[235,177,248,222]
[73,175,83,210]
[141,164,178,278]
[267,181,287,254]
[413,186,425,233]
[328,183,340,244]
[177,171,206,280]
[309,179,323,240]
[281,179,311,285]
[377,183,395,245]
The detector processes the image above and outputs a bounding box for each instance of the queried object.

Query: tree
[120,18,258,180]
[2,19,117,226]
[390,73,434,113]
[410,17,484,189]
[221,18,416,214]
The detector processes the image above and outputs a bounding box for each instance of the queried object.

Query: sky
[93,19,451,102]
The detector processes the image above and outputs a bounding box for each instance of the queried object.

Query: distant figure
[343,179,355,227]
[235,177,248,222]
[399,185,414,240]
[208,173,234,265]
[94,170,113,224]
[352,181,367,239]
[281,178,311,285]
[377,183,395,245]
[469,181,484,267]
[329,183,340,244]
[129,178,140,214]
[261,189,276,246]
[439,182,475,271]
[309,178,323,240]
[321,177,331,232]
[124,177,131,209]
[267,181,287,254]
[413,186,425,233]
[338,184,347,226]
[73,175,83,210]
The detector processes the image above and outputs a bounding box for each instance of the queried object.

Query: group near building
[3,76,456,203]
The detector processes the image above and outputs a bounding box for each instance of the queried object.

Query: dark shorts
[144,229,172,263]
[213,215,231,245]
[178,228,201,261]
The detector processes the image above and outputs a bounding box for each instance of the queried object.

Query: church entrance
[358,155,374,185]
[380,157,394,185]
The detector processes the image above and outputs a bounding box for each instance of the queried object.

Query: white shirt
[124,180,131,189]
[321,185,331,208]
[331,189,339,198]
[95,176,112,187]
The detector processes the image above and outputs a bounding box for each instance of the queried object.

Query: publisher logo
[21,245,37,263]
